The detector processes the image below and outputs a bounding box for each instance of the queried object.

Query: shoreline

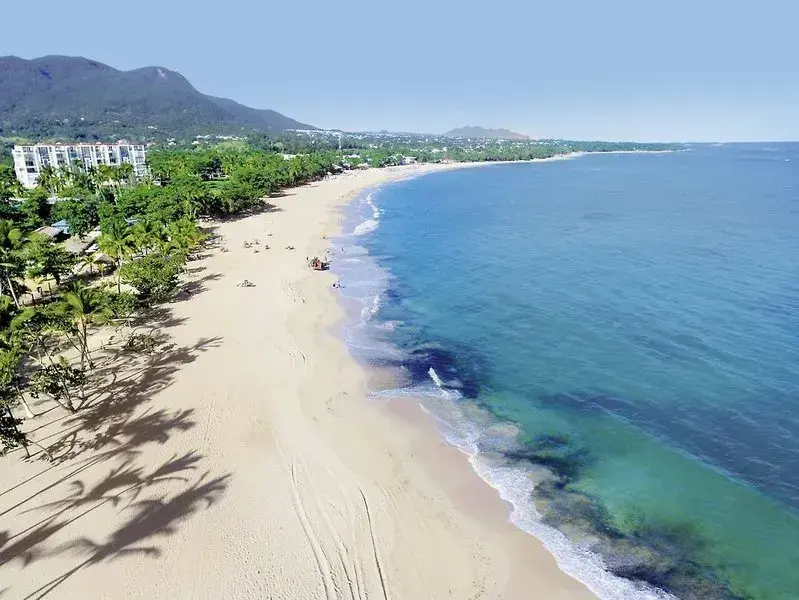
[328,161,675,600]
[300,163,599,599]
[1,162,597,599]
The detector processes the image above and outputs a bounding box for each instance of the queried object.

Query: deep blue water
[334,145,799,600]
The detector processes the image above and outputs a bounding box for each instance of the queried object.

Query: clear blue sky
[2,0,798,141]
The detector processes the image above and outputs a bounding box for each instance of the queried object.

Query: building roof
[34,226,62,238]
[50,219,71,234]
[14,142,145,150]
[62,230,100,255]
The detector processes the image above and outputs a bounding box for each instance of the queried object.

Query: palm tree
[80,253,100,275]
[180,189,203,220]
[95,164,117,187]
[85,166,100,191]
[65,160,96,192]
[161,218,205,258]
[1,171,25,201]
[36,165,63,197]
[118,163,135,185]
[98,220,135,293]
[132,219,166,255]
[62,281,110,370]
[0,220,25,308]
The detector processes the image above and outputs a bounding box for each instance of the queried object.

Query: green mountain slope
[0,55,315,140]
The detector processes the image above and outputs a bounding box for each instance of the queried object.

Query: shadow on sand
[0,301,230,599]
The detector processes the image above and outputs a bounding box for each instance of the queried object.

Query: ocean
[333,145,799,600]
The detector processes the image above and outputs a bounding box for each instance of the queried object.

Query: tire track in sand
[359,486,392,600]
[282,279,306,304]
[318,496,364,600]
[286,452,336,600]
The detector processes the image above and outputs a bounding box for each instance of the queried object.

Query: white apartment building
[12,142,148,188]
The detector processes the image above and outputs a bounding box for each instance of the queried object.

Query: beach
[1,164,596,600]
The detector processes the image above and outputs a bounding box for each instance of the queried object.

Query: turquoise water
[334,146,799,600]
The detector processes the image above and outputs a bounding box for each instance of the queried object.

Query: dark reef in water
[505,433,593,487]
[505,430,753,600]
[406,343,483,397]
[373,340,484,398]
[540,391,799,513]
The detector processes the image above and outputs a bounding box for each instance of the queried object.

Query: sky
[2,0,798,141]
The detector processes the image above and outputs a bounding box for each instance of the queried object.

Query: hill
[444,126,529,140]
[0,55,315,141]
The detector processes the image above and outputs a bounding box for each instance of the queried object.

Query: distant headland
[444,126,529,140]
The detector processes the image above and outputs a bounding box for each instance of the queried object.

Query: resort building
[12,142,148,188]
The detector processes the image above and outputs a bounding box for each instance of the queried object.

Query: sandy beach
[1,164,597,599]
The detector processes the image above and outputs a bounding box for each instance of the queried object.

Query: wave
[349,191,382,236]
[365,191,381,219]
[428,367,445,389]
[352,219,380,236]
[361,293,381,321]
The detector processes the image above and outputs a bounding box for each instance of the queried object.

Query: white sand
[0,164,597,599]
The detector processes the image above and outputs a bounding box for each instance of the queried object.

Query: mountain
[444,126,529,140]
[0,55,315,141]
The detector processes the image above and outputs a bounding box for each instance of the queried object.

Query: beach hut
[34,225,63,239]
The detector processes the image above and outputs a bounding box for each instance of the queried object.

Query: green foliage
[142,147,340,216]
[98,218,136,279]
[162,218,205,257]
[0,345,21,389]
[35,165,62,197]
[9,303,74,367]
[0,401,27,456]
[107,291,138,325]
[132,219,166,254]
[119,253,183,306]
[28,358,86,413]
[115,184,162,219]
[24,232,75,284]
[0,295,18,331]
[51,194,102,238]
[0,200,19,222]
[0,219,26,307]
[1,56,313,141]
[0,163,22,202]
[0,346,36,458]
[219,179,259,213]
[19,188,51,230]
[0,345,52,461]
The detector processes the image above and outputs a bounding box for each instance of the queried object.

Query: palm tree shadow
[0,333,224,585]
[44,336,222,463]
[173,272,224,303]
[18,459,230,599]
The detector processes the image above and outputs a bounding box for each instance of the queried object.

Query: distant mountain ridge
[0,55,315,140]
[444,126,529,140]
